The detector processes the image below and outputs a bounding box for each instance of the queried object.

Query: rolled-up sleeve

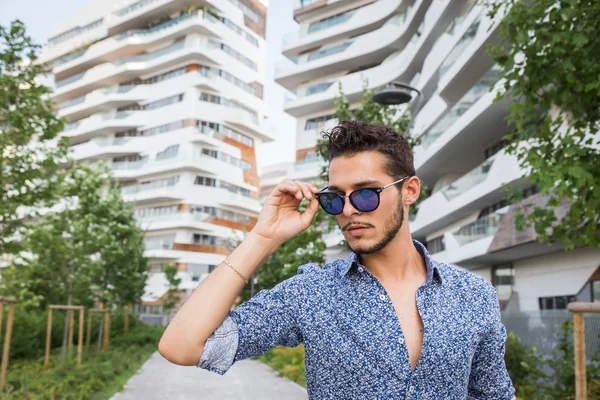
[197,273,305,375]
[467,287,516,400]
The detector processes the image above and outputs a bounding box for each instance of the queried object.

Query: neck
[357,227,427,285]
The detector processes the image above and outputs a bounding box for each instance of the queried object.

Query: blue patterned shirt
[198,240,515,399]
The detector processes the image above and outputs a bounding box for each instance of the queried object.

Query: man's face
[328,151,406,254]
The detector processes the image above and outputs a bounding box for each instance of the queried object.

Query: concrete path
[111,352,308,400]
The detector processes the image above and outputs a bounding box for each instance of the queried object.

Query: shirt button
[357,266,364,273]
[398,336,405,344]
[379,294,387,301]
[407,386,415,395]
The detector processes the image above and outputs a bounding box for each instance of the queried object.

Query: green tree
[0,20,69,255]
[162,264,182,315]
[488,0,600,249]
[240,203,326,302]
[1,163,148,309]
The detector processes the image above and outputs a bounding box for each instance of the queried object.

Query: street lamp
[372,81,424,135]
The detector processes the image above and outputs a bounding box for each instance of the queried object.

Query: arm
[158,180,320,366]
[467,288,516,400]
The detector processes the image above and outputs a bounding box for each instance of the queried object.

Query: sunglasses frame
[315,176,411,215]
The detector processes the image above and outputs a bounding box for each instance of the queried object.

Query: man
[159,121,515,399]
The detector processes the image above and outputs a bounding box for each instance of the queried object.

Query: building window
[228,0,260,23]
[308,6,362,34]
[484,138,510,159]
[193,234,217,245]
[305,41,353,62]
[593,281,600,302]
[121,67,186,86]
[194,176,217,187]
[219,17,259,47]
[139,121,184,137]
[426,236,445,254]
[538,295,577,310]
[305,114,336,130]
[143,94,183,110]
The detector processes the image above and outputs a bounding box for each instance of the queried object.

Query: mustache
[342,222,374,231]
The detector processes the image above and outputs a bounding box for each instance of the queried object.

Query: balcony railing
[57,95,86,110]
[136,211,211,224]
[115,10,215,40]
[418,65,502,149]
[440,156,495,201]
[55,72,85,88]
[120,177,179,195]
[292,81,335,100]
[114,0,160,17]
[113,41,185,65]
[144,239,173,250]
[91,136,132,146]
[453,209,507,245]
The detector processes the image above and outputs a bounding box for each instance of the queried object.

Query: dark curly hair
[321,120,416,180]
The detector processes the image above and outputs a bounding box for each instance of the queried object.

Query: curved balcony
[275,0,428,90]
[54,10,223,80]
[57,85,150,121]
[431,207,509,266]
[110,152,245,181]
[283,0,406,57]
[70,136,139,161]
[120,180,184,204]
[282,0,458,117]
[411,150,529,239]
[52,37,257,104]
[62,111,147,145]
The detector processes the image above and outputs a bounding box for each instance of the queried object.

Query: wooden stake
[86,311,92,352]
[68,310,74,362]
[573,312,586,400]
[103,312,111,352]
[0,302,4,346]
[0,304,15,390]
[44,308,53,366]
[77,309,84,366]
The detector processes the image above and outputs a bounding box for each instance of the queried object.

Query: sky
[0,0,298,170]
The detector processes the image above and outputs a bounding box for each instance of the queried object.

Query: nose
[342,195,359,217]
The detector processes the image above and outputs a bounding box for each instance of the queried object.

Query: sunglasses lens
[318,193,344,215]
[350,189,379,212]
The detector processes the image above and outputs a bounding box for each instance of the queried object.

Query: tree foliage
[0,163,148,309]
[162,264,182,313]
[0,20,69,255]
[488,0,600,249]
[240,202,326,302]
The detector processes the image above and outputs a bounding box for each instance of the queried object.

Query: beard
[347,199,404,255]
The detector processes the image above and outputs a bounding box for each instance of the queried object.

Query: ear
[403,176,421,206]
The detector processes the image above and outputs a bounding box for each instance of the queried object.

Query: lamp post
[372,81,424,135]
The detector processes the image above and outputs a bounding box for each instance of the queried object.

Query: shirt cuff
[197,314,239,375]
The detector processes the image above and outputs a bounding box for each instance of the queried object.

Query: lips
[346,226,370,236]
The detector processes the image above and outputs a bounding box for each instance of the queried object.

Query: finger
[300,197,320,228]
[274,181,300,198]
[294,180,313,199]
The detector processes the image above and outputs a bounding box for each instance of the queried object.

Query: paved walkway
[111,352,308,400]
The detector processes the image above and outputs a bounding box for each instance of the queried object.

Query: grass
[257,345,306,387]
[0,325,163,400]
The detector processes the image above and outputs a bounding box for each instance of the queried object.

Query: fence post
[568,302,600,400]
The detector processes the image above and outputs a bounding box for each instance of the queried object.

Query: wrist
[247,230,281,256]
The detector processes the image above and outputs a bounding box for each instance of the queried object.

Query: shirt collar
[339,239,444,285]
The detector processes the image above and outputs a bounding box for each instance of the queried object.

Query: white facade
[41,0,271,307]
[269,0,600,311]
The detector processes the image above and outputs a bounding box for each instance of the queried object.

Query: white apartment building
[39,0,272,310]
[269,0,600,312]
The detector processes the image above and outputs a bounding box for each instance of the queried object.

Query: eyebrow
[327,180,381,192]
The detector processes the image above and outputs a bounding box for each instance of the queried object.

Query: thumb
[300,197,319,228]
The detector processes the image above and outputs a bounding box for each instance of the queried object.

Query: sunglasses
[315,176,411,215]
